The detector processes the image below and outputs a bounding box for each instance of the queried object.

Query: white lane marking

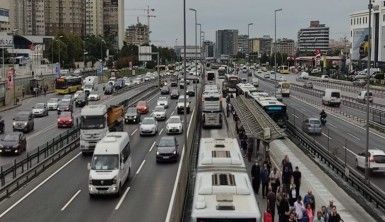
[165,108,195,222]
[347,133,360,141]
[115,187,131,210]
[328,123,337,128]
[149,141,156,153]
[136,160,146,175]
[159,128,164,135]
[343,146,358,156]
[60,189,81,211]
[322,133,332,140]
[147,93,159,103]
[130,129,138,136]
[171,110,175,115]
[292,114,299,119]
[0,152,81,218]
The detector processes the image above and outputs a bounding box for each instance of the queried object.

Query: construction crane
[125,5,156,33]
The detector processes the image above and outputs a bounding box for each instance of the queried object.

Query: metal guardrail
[0,82,159,200]
[286,122,385,219]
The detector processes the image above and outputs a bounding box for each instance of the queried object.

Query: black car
[156,136,179,163]
[75,93,88,107]
[124,107,141,124]
[0,116,4,134]
[170,89,179,99]
[186,86,195,97]
[104,84,114,95]
[170,82,178,87]
[57,101,73,114]
[161,86,170,95]
[13,111,34,133]
[0,132,26,155]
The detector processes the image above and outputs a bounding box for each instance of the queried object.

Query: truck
[202,91,223,129]
[80,104,124,154]
[83,76,98,95]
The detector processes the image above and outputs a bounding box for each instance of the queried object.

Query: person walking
[293,166,302,198]
[266,186,276,222]
[282,156,293,191]
[328,206,342,222]
[288,179,297,206]
[314,211,325,222]
[294,196,305,222]
[269,167,281,193]
[251,161,261,194]
[321,206,329,222]
[226,103,231,117]
[306,203,314,222]
[261,164,270,198]
[277,192,290,222]
[304,190,316,212]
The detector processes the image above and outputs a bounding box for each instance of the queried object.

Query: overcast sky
[124,0,365,47]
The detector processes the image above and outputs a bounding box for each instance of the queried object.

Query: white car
[356,149,385,173]
[166,116,183,134]
[73,90,83,100]
[279,76,286,82]
[157,97,169,108]
[32,103,49,117]
[88,93,100,101]
[264,73,270,79]
[133,78,141,84]
[47,98,60,110]
[152,106,167,121]
[140,117,158,136]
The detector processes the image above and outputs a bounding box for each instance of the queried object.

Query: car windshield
[142,118,155,124]
[168,117,180,124]
[48,98,59,103]
[2,134,19,142]
[34,103,45,109]
[80,116,106,129]
[158,137,175,147]
[127,108,137,114]
[373,155,385,163]
[154,107,164,112]
[58,102,70,108]
[309,119,320,125]
[14,114,29,121]
[59,112,72,117]
[91,154,119,171]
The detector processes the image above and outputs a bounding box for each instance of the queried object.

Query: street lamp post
[274,8,282,97]
[12,28,18,105]
[183,0,187,154]
[247,23,253,55]
[196,23,202,106]
[365,0,373,182]
[189,8,198,77]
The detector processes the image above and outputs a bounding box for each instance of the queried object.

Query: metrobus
[55,76,82,94]
[276,81,290,97]
[279,65,289,74]
[252,93,288,127]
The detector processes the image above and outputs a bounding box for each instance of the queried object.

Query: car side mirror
[87,163,91,170]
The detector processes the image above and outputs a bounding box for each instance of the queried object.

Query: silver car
[166,116,183,134]
[302,118,322,135]
[47,98,60,110]
[152,106,167,121]
[157,97,169,108]
[140,117,158,136]
[32,103,48,117]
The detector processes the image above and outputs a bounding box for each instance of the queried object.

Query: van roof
[94,132,129,155]
[324,88,341,93]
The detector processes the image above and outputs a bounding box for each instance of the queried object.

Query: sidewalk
[224,105,374,222]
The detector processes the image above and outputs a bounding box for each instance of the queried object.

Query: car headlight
[156,151,160,155]
[173,151,177,154]
[112,176,118,185]
[12,122,16,126]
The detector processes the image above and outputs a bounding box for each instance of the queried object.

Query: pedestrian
[269,167,281,193]
[293,166,302,198]
[226,103,231,117]
[43,86,47,96]
[328,206,342,222]
[261,164,270,198]
[267,186,276,222]
[321,206,329,222]
[294,196,305,222]
[251,161,261,194]
[305,203,314,222]
[313,211,325,222]
[288,211,298,222]
[282,156,293,191]
[277,191,290,222]
[326,200,334,216]
[246,137,254,162]
[304,190,315,212]
[288,179,297,206]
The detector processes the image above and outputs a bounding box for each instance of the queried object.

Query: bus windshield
[55,79,67,89]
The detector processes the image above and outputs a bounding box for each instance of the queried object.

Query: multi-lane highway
[0,78,199,222]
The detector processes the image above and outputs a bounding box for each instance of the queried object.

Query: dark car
[156,136,179,163]
[186,75,200,83]
[170,89,179,99]
[114,78,125,90]
[0,132,26,155]
[186,86,195,97]
[0,116,4,134]
[57,101,73,114]
[125,107,141,124]
[104,84,114,95]
[170,81,178,87]
[75,93,88,107]
[161,86,170,95]
[13,111,34,133]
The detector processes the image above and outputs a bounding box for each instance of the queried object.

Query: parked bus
[55,76,82,94]
[279,65,289,74]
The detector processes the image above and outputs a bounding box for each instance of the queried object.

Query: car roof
[369,149,385,155]
[169,115,181,120]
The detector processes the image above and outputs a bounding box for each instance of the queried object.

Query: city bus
[55,76,83,94]
[276,81,290,97]
[279,65,290,74]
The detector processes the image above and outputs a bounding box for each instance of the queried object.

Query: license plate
[163,156,169,159]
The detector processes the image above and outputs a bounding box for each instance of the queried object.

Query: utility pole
[274,9,282,97]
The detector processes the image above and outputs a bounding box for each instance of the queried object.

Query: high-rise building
[25,0,45,35]
[103,0,124,50]
[44,0,85,36]
[203,40,215,58]
[275,38,295,56]
[86,0,104,36]
[237,34,249,53]
[297,20,329,54]
[249,35,272,55]
[124,23,149,45]
[0,0,11,33]
[350,0,385,66]
[9,0,26,34]
[215,29,238,57]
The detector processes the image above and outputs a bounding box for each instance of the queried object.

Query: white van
[322,89,341,107]
[88,132,131,197]
[357,90,373,103]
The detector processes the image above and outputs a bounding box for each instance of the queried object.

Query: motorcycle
[320,117,327,125]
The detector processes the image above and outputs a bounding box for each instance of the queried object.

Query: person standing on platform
[261,164,270,198]
[251,161,261,195]
[293,166,302,198]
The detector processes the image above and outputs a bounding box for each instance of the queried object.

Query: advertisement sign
[352,28,369,60]
[0,34,13,48]
[54,63,61,78]
[139,46,152,61]
[7,68,15,90]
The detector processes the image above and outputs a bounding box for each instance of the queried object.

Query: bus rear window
[331,92,340,98]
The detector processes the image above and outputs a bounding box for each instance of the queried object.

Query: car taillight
[69,119,72,122]
[57,118,61,122]
[369,157,374,162]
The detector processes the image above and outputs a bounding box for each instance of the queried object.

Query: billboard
[0,34,13,48]
[139,46,152,61]
[352,28,369,60]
